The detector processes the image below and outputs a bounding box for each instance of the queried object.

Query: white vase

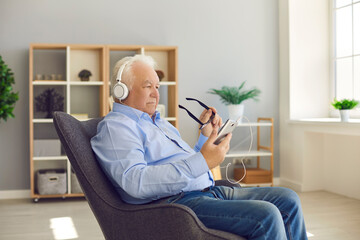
[339,109,350,122]
[227,104,244,122]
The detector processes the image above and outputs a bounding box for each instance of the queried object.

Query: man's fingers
[200,109,207,119]
[218,133,232,147]
[209,107,217,114]
[208,126,219,142]
[218,117,223,127]
[201,109,212,123]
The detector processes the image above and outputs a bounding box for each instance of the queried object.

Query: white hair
[111,54,156,96]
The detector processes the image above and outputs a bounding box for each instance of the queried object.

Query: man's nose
[151,87,159,97]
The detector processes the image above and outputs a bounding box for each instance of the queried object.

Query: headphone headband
[113,61,130,101]
[116,62,128,82]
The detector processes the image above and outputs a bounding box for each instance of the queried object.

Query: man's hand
[199,108,222,137]
[200,126,232,170]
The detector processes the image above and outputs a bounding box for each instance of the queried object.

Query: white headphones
[113,62,129,101]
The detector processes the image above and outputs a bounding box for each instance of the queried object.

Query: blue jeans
[164,186,307,240]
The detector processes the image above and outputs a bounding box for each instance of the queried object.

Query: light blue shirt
[91,102,214,204]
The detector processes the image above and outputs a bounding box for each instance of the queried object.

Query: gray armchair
[53,111,246,240]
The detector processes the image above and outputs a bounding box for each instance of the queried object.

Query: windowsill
[286,118,360,137]
[288,118,360,125]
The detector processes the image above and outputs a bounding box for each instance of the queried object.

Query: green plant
[331,98,359,110]
[208,82,260,105]
[0,55,19,122]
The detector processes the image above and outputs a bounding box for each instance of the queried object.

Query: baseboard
[279,178,303,192]
[273,177,280,186]
[0,189,30,200]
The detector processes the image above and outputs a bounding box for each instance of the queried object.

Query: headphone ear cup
[113,82,129,100]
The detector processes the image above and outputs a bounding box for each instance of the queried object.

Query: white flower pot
[339,109,350,122]
[227,104,244,122]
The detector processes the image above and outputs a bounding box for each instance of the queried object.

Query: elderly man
[91,54,308,239]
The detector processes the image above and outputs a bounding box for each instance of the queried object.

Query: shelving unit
[106,45,178,128]
[211,118,274,186]
[29,43,178,201]
[29,43,107,201]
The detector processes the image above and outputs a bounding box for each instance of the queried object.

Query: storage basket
[37,169,67,195]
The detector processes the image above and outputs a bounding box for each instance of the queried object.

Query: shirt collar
[113,102,160,122]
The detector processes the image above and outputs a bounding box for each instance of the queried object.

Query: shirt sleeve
[194,133,208,152]
[91,119,210,202]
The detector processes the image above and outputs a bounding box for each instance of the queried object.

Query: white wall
[0,0,280,192]
[279,0,329,189]
[279,0,360,200]
[289,0,330,119]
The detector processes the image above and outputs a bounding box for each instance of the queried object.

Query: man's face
[123,61,160,116]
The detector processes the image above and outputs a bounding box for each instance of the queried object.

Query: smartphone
[214,119,237,145]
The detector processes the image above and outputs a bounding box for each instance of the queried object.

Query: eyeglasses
[179,97,215,129]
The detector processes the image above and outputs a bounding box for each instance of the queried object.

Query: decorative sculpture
[78,69,92,81]
[35,88,64,118]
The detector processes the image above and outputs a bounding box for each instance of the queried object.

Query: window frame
[331,0,360,117]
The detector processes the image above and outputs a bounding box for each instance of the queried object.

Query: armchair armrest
[105,201,244,240]
[215,179,241,188]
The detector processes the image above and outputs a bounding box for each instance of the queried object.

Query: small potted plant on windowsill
[208,82,260,122]
[331,98,359,122]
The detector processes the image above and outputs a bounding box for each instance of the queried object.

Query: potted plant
[208,82,260,122]
[78,69,92,81]
[0,55,19,122]
[331,98,359,122]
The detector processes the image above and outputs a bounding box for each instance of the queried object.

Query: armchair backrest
[53,112,122,203]
[53,112,128,238]
[53,111,245,240]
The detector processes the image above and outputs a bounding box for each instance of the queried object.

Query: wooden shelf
[69,81,104,86]
[237,122,272,127]
[32,193,85,202]
[165,117,177,121]
[212,117,274,186]
[33,80,67,85]
[30,43,178,200]
[159,81,176,86]
[237,118,273,186]
[33,156,68,161]
[33,118,53,123]
[226,150,272,158]
[107,45,178,128]
[234,168,272,184]
[29,43,108,200]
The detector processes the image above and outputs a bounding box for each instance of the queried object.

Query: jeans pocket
[167,191,185,204]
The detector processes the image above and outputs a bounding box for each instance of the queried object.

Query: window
[333,0,360,101]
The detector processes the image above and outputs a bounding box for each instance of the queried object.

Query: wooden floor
[298,191,360,240]
[0,190,359,240]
